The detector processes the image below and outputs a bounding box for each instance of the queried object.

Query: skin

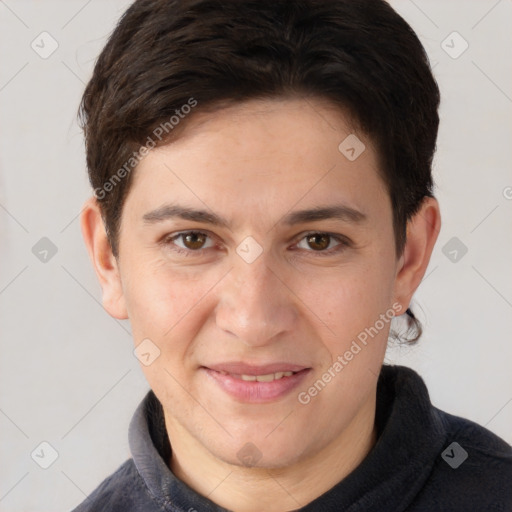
[81,97,441,512]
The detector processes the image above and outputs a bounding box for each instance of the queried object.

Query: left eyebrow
[281,205,367,225]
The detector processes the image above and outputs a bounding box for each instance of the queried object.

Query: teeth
[237,371,294,382]
[256,373,274,382]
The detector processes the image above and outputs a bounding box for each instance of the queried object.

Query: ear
[393,196,441,310]
[80,196,128,320]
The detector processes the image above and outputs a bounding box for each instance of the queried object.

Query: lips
[205,362,309,375]
[226,371,295,382]
[202,362,311,403]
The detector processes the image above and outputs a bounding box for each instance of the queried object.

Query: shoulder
[70,459,161,512]
[411,408,512,511]
[437,406,512,476]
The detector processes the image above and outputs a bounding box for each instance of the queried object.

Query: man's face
[115,98,403,468]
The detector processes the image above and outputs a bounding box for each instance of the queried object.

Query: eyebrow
[142,203,367,227]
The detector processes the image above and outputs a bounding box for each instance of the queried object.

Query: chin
[208,431,311,470]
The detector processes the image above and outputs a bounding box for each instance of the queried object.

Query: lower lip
[202,368,311,403]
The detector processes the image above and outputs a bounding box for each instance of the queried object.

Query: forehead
[124,98,390,229]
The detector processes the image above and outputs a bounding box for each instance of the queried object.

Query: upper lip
[204,362,310,375]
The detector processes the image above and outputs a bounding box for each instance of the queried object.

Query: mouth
[217,370,298,382]
[201,363,311,403]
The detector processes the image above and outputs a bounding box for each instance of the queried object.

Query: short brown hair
[78,0,440,340]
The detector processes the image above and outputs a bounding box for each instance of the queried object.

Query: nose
[215,252,297,348]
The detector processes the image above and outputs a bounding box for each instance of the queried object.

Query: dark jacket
[71,365,512,511]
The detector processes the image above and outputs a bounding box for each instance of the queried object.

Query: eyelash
[160,230,351,257]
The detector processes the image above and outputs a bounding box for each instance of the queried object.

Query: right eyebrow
[142,204,230,228]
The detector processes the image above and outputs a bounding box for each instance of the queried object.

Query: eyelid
[292,231,351,254]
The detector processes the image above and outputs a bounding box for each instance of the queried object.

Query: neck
[165,394,377,512]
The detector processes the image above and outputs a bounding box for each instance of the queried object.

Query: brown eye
[306,233,331,251]
[295,232,348,255]
[163,231,216,256]
[182,232,207,250]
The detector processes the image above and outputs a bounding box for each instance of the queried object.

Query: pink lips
[206,362,309,375]
[201,362,311,403]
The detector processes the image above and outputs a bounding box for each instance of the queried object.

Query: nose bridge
[216,249,295,346]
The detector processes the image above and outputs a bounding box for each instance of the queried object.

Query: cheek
[122,259,217,347]
[302,263,396,382]
[302,263,392,331]
[124,265,218,401]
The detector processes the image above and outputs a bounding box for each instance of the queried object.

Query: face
[114,98,404,468]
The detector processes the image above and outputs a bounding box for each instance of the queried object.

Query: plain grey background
[1,1,511,511]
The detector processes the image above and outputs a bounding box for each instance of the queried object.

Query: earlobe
[393,197,441,310]
[80,197,128,320]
